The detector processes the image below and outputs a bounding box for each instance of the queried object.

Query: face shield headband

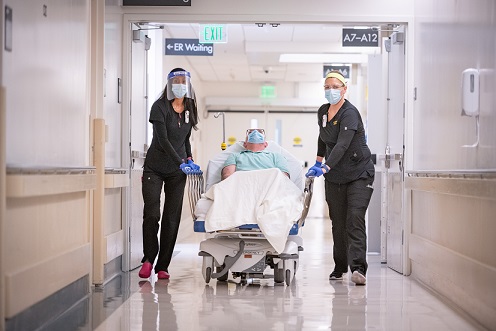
[166,70,194,100]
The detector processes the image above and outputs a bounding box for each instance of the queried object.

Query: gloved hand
[305,165,324,177]
[305,161,323,178]
[180,160,203,175]
[180,162,192,174]
[187,159,201,171]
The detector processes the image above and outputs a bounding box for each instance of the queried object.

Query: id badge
[322,114,327,127]
[185,110,190,124]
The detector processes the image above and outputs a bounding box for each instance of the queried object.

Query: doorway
[123,21,407,274]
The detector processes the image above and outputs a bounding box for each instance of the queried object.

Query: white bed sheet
[198,168,303,253]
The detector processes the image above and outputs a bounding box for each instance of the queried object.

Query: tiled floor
[66,217,485,331]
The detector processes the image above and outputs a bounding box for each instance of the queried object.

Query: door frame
[120,15,415,276]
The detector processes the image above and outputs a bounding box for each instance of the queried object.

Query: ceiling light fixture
[279,53,369,64]
[256,23,266,27]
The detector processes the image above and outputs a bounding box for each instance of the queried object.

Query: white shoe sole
[351,271,366,285]
[329,272,347,280]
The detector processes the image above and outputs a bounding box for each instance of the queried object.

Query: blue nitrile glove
[305,169,317,177]
[179,162,192,174]
[187,159,201,171]
[306,165,324,177]
[305,161,323,177]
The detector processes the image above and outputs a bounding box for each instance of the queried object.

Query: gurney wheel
[285,269,292,286]
[274,266,285,284]
[202,255,214,284]
[205,267,212,283]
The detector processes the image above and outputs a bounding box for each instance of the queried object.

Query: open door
[383,26,406,274]
[127,28,149,271]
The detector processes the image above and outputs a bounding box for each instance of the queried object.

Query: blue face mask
[247,130,265,143]
[171,84,188,98]
[325,88,342,105]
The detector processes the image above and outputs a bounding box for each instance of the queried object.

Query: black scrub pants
[324,175,374,275]
[141,167,186,273]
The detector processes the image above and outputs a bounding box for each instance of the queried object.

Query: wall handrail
[406,169,496,179]
[6,165,96,175]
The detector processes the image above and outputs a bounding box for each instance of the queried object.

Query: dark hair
[158,68,199,130]
[170,67,185,74]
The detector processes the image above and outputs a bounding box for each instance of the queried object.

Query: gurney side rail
[186,173,205,219]
[298,177,314,227]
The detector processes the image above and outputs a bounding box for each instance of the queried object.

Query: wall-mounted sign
[123,0,190,6]
[342,28,379,47]
[165,39,213,56]
[293,136,302,147]
[228,136,237,146]
[261,85,276,98]
[323,65,351,79]
[199,24,227,43]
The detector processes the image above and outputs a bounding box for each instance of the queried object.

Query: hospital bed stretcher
[186,141,314,285]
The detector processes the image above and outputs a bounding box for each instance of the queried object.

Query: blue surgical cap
[247,130,265,143]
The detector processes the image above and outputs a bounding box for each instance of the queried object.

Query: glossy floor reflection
[89,217,483,331]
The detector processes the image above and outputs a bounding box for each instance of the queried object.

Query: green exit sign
[199,24,227,43]
[261,85,276,98]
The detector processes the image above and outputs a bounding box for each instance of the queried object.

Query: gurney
[186,141,314,285]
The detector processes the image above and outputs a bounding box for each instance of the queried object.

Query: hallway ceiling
[144,23,384,83]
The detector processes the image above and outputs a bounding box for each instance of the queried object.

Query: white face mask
[171,84,188,98]
[325,88,342,105]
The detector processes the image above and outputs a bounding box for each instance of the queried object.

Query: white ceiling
[142,22,384,83]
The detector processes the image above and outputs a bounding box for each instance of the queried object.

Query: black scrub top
[144,98,193,175]
[316,99,375,184]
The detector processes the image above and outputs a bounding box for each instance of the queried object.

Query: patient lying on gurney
[221,128,290,180]
[198,128,304,253]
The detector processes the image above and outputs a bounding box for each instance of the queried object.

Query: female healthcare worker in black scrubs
[139,68,200,280]
[306,70,374,286]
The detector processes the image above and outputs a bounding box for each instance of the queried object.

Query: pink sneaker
[138,262,153,278]
[157,271,170,279]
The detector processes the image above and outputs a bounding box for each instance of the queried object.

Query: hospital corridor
[1,1,495,331]
[52,215,484,331]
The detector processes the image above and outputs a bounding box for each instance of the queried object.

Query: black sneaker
[351,270,366,285]
[329,270,345,280]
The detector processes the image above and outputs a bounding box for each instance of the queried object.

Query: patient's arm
[221,165,236,180]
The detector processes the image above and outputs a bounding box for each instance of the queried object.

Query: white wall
[406,1,496,329]
[3,0,91,167]
[412,0,496,170]
[2,0,94,323]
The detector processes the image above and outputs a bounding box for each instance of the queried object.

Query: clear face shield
[166,70,194,100]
